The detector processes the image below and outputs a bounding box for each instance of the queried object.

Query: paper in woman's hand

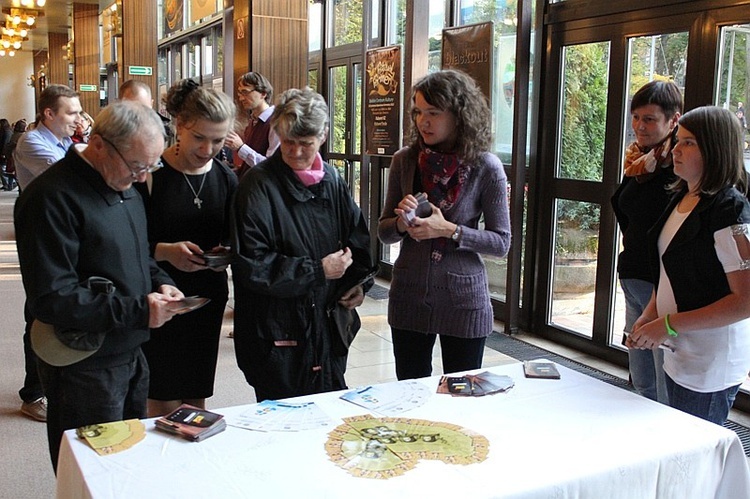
[201,250,233,268]
[401,192,431,226]
[167,296,211,314]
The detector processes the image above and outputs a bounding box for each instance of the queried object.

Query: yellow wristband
[665,314,678,337]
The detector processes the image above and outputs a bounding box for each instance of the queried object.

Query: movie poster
[365,45,402,156]
[190,0,216,24]
[441,22,494,105]
[164,0,184,36]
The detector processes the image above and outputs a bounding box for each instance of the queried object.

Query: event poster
[164,0,184,36]
[190,0,217,24]
[365,45,402,156]
[441,22,494,105]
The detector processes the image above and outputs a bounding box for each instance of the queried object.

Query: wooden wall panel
[233,0,250,86]
[47,32,69,87]
[233,0,307,103]
[122,0,157,106]
[73,3,100,114]
[251,15,307,96]
[253,0,306,18]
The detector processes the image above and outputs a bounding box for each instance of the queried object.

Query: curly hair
[407,70,492,163]
[165,79,236,127]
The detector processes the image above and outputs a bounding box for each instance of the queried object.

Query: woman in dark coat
[231,87,374,402]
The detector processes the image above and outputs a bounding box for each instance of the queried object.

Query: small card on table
[523,361,561,379]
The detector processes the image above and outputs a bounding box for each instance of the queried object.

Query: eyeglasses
[101,136,163,177]
[237,87,259,97]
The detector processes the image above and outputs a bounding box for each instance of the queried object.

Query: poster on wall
[364,45,402,156]
[190,0,217,24]
[164,0,184,36]
[441,22,494,106]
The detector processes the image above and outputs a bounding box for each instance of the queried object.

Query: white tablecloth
[56,362,750,499]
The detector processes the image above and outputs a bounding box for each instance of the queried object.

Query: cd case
[523,361,561,380]
[154,404,226,442]
[167,296,211,314]
[436,371,515,396]
[201,250,233,268]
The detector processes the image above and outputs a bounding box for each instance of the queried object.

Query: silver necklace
[182,171,207,209]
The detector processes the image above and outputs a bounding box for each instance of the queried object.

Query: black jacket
[231,150,373,398]
[14,147,175,367]
[612,167,675,282]
[648,185,750,312]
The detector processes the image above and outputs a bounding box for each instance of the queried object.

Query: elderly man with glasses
[14,101,184,473]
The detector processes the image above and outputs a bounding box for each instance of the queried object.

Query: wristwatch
[451,225,462,242]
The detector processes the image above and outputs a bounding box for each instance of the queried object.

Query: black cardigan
[647,185,750,312]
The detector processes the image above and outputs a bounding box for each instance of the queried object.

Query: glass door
[534,9,697,357]
[715,17,750,400]
[326,57,364,205]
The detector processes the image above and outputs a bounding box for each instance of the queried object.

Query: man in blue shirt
[13,84,82,422]
[14,84,82,190]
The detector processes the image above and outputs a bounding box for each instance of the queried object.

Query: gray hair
[271,87,329,140]
[92,101,165,152]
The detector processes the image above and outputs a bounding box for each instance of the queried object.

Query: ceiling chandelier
[2,7,44,28]
[3,20,28,37]
[0,1,46,55]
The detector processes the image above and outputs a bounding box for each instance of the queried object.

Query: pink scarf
[293,153,326,186]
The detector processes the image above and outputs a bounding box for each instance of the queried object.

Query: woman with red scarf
[612,80,682,403]
[378,70,511,380]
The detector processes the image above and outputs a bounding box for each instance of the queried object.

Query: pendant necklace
[182,171,207,209]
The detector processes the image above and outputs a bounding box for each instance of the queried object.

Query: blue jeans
[621,278,668,404]
[665,374,740,425]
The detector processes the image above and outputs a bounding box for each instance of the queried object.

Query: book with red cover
[154,404,226,442]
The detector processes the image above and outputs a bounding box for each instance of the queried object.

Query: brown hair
[236,72,273,105]
[676,106,747,196]
[36,85,79,126]
[408,69,491,163]
[165,79,236,127]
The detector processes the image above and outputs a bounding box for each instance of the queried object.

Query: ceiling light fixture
[2,7,45,29]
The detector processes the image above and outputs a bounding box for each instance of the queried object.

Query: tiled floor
[344,280,519,388]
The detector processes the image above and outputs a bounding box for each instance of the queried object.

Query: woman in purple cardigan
[378,70,511,380]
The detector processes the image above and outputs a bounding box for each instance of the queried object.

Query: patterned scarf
[623,134,673,177]
[418,148,470,263]
[418,148,469,211]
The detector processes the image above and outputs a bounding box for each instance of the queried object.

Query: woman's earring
[175,136,180,156]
